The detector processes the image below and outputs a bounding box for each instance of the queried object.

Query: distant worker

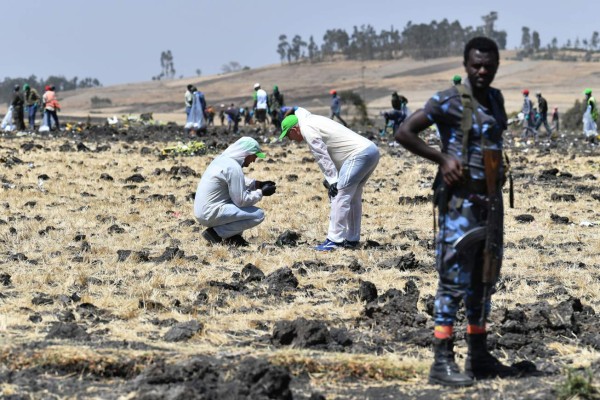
[23,84,40,130]
[244,106,252,125]
[11,85,25,131]
[219,104,226,126]
[270,85,285,133]
[206,105,215,126]
[42,85,61,131]
[583,88,598,137]
[383,92,408,135]
[552,107,559,133]
[185,87,207,135]
[184,84,194,117]
[279,107,380,251]
[452,75,462,85]
[194,137,276,247]
[225,103,241,134]
[329,90,348,127]
[521,89,536,140]
[534,92,552,136]
[253,83,270,132]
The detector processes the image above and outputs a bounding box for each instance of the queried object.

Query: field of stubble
[0,127,599,399]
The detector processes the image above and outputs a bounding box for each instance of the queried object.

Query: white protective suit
[194,137,265,239]
[295,107,380,243]
[185,91,205,130]
[583,104,597,137]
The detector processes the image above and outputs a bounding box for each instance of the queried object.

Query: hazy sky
[4,0,595,85]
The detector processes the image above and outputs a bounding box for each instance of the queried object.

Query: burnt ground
[0,122,599,399]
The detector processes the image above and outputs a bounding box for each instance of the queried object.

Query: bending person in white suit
[279,107,379,251]
[194,137,277,247]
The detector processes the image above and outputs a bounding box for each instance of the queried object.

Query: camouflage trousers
[434,190,503,326]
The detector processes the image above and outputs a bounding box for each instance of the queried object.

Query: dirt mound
[134,357,292,400]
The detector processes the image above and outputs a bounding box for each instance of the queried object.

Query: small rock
[241,263,265,282]
[77,142,91,152]
[125,174,145,183]
[108,224,125,234]
[265,267,298,294]
[29,313,42,323]
[275,230,300,247]
[0,273,12,286]
[550,213,570,224]
[550,193,576,202]
[515,214,535,223]
[164,320,203,342]
[46,322,90,340]
[359,280,378,303]
[32,293,54,306]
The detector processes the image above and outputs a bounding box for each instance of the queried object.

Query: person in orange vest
[43,85,61,131]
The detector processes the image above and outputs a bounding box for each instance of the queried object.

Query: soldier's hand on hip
[440,155,463,187]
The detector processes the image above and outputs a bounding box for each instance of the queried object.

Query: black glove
[262,183,276,196]
[322,179,330,190]
[328,182,338,200]
[256,180,276,189]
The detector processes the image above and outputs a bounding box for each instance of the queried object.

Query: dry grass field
[0,119,599,398]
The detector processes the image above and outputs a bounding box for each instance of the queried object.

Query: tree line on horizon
[276,12,507,63]
[276,11,600,64]
[0,75,101,104]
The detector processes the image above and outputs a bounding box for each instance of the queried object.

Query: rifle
[480,148,503,327]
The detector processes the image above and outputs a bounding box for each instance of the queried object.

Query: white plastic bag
[38,111,50,132]
[1,106,15,131]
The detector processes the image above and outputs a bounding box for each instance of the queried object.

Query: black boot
[202,227,222,245]
[223,234,249,247]
[429,338,473,387]
[465,333,516,379]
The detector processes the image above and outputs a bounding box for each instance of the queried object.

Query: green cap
[279,115,298,140]
[23,83,30,91]
[584,88,592,95]
[452,75,461,84]
[255,151,266,158]
[273,85,278,91]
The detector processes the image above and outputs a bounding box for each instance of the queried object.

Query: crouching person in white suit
[279,107,380,251]
[194,137,276,247]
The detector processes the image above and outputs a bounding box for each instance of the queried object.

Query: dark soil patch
[271,318,352,350]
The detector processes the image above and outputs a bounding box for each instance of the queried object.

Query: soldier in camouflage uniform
[395,36,514,387]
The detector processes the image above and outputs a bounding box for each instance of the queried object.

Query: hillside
[36,51,600,124]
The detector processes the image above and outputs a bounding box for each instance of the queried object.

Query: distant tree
[156,50,175,80]
[321,29,349,59]
[277,35,290,64]
[307,35,319,62]
[591,31,599,50]
[196,69,202,77]
[551,37,558,50]
[566,39,572,48]
[532,31,541,52]
[574,37,581,49]
[481,11,496,36]
[290,35,307,62]
[221,61,242,74]
[521,27,531,51]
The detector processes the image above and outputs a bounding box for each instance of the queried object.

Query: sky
[3,0,596,86]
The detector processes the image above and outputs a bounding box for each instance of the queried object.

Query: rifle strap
[455,84,477,178]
